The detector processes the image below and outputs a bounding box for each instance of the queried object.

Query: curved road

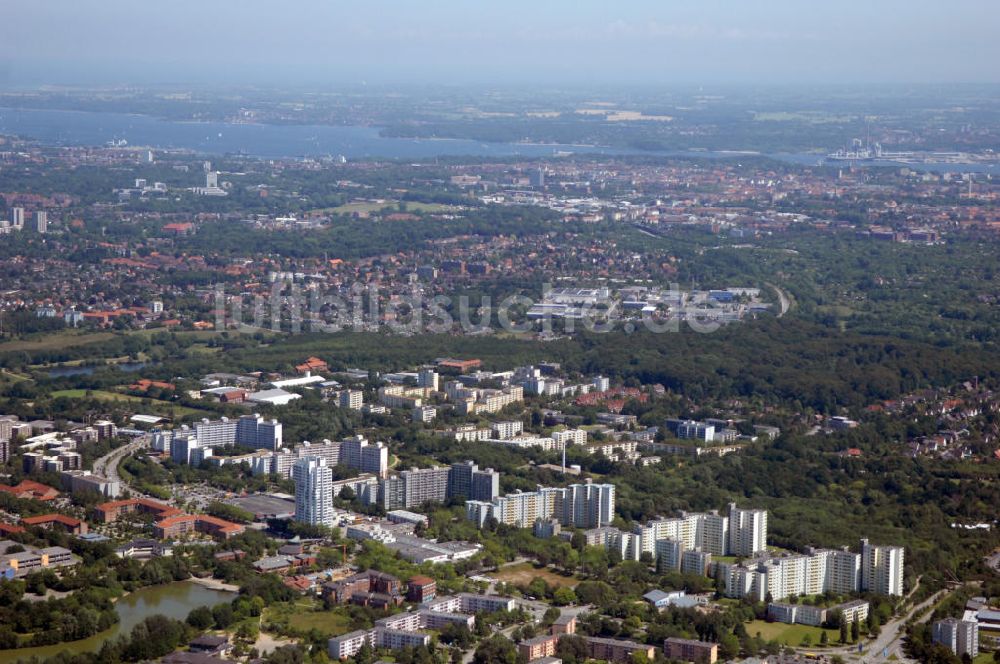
[766,282,791,318]
[818,577,944,664]
[92,436,149,487]
[855,588,945,663]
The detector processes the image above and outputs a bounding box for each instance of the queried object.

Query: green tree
[718,633,740,661]
[212,602,235,629]
[552,587,577,606]
[186,606,214,630]
[556,635,590,664]
[473,635,517,664]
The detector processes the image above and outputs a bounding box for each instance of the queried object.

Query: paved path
[985,549,1000,574]
[766,282,791,317]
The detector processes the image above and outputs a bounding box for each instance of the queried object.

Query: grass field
[745,620,840,646]
[0,329,116,353]
[494,562,579,588]
[0,369,31,382]
[266,600,353,637]
[325,201,456,215]
[186,345,223,355]
[50,389,206,417]
[0,328,225,356]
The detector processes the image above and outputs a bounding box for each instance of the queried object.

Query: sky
[2,0,999,88]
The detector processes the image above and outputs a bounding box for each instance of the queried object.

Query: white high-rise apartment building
[715,541,902,602]
[338,390,363,410]
[861,539,905,596]
[636,511,729,556]
[552,429,588,448]
[11,207,24,229]
[762,555,810,600]
[35,211,47,234]
[467,481,615,530]
[823,548,863,594]
[634,517,683,556]
[655,539,684,571]
[341,435,389,478]
[491,420,523,440]
[566,480,615,528]
[728,502,768,556]
[193,417,238,447]
[293,457,334,527]
[236,414,283,450]
[932,618,978,658]
[417,369,439,391]
[694,511,730,555]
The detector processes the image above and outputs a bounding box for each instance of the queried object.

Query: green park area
[0,329,117,353]
[50,389,207,418]
[744,620,840,647]
[264,599,353,637]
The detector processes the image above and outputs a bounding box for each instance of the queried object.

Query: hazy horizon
[3,0,1000,88]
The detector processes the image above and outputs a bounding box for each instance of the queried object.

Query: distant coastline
[1,106,998,174]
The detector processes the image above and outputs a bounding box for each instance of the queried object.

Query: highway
[92,436,149,487]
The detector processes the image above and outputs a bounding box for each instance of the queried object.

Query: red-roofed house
[153,514,244,540]
[21,514,88,535]
[296,356,329,374]
[130,379,176,392]
[94,498,182,523]
[437,358,482,372]
[163,223,195,236]
[0,480,60,502]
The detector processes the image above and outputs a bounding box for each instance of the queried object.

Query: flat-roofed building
[327,630,373,659]
[518,635,558,661]
[861,538,905,596]
[932,618,978,658]
[373,627,430,649]
[551,613,576,635]
[407,575,436,603]
[663,637,718,664]
[584,637,656,663]
[458,593,516,613]
[419,610,474,630]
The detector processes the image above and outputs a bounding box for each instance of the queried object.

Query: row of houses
[0,539,77,579]
[328,593,516,659]
[95,498,244,540]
